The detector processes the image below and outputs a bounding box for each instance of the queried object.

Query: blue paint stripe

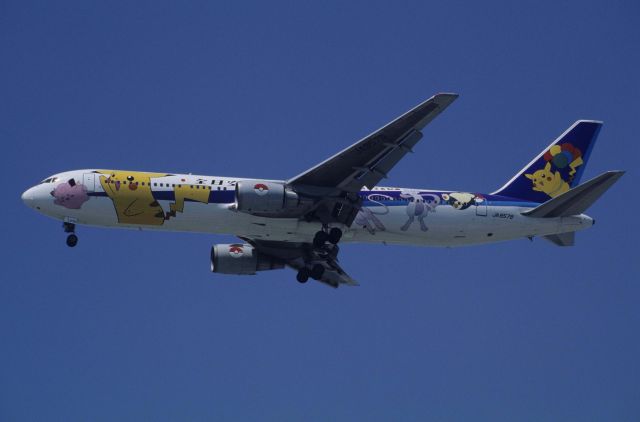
[362,199,538,208]
[90,187,538,208]
[88,190,236,204]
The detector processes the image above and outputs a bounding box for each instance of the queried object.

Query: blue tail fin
[492,120,602,203]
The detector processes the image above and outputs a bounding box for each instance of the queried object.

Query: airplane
[21,93,624,287]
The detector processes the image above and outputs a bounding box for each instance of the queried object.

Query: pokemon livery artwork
[41,169,235,229]
[97,170,214,225]
[22,93,624,288]
[50,178,89,209]
[355,190,486,235]
[99,171,168,225]
[524,143,584,198]
[494,120,600,204]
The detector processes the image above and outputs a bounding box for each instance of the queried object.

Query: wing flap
[288,259,359,288]
[245,238,359,287]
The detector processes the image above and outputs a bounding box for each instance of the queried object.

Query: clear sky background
[1,1,639,420]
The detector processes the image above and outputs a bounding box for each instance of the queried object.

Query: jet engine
[211,243,284,275]
[234,180,310,215]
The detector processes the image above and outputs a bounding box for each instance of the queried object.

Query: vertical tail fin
[492,120,602,203]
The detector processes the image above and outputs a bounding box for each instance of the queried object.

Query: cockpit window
[40,177,59,184]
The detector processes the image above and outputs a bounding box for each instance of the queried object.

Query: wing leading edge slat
[288,93,458,193]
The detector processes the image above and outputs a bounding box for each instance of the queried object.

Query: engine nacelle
[211,243,284,275]
[234,180,306,215]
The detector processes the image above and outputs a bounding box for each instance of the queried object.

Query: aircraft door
[475,196,487,216]
[83,173,96,192]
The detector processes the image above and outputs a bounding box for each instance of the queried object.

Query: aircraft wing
[288,93,458,194]
[242,238,358,288]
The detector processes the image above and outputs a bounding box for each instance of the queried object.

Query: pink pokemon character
[51,179,89,209]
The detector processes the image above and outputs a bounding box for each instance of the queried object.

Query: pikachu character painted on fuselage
[524,162,570,198]
[165,183,211,220]
[99,170,169,225]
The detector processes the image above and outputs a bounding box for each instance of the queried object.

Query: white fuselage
[21,169,595,247]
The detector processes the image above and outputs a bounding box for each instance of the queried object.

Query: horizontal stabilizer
[523,171,624,218]
[542,232,575,246]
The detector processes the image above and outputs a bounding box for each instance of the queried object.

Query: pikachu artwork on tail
[99,170,169,225]
[524,162,570,198]
[165,183,211,220]
[524,143,584,199]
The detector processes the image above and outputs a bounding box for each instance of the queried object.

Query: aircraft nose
[21,187,36,207]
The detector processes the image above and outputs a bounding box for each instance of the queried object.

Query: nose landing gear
[64,222,78,247]
[66,234,78,247]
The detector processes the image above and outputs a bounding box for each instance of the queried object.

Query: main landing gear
[297,227,342,283]
[64,222,78,247]
[312,227,342,248]
[296,268,310,283]
[296,264,325,284]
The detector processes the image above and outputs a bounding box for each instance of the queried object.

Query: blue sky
[1,1,639,420]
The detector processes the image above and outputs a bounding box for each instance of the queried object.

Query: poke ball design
[229,244,244,258]
[254,183,269,196]
[127,175,138,190]
[543,143,582,171]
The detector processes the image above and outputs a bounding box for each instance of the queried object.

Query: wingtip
[435,92,459,99]
[575,119,604,125]
[432,93,459,108]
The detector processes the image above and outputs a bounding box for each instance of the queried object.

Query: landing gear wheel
[328,227,343,244]
[296,268,310,283]
[313,231,329,248]
[66,234,78,247]
[310,264,325,280]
